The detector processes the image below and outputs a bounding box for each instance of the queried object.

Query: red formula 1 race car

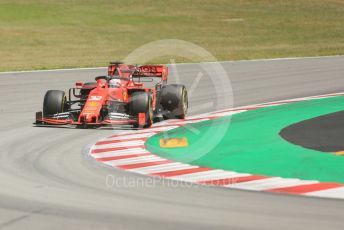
[35,62,188,128]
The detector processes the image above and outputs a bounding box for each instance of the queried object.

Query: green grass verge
[0,0,344,71]
[146,96,344,183]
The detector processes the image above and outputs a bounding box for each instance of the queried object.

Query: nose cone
[85,114,93,123]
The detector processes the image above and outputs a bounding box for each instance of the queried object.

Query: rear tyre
[160,84,188,119]
[129,91,153,128]
[43,90,67,116]
[145,97,154,128]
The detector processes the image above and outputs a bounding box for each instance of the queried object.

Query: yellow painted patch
[336,151,344,156]
[160,138,189,148]
[88,101,98,107]
[123,91,128,101]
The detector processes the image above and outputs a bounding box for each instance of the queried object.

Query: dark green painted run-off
[145,96,344,183]
[280,110,344,152]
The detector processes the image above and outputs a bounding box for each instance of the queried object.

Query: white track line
[306,187,344,199]
[141,126,179,133]
[91,148,149,158]
[3,54,342,74]
[129,162,198,174]
[172,170,249,182]
[108,155,164,166]
[152,119,209,127]
[225,178,317,191]
[105,133,156,141]
[209,110,247,117]
[92,140,145,149]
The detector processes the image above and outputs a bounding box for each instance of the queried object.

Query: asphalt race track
[1,56,344,230]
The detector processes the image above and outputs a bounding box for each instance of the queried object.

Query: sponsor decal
[84,107,97,113]
[122,91,128,101]
[89,96,102,101]
[88,101,99,107]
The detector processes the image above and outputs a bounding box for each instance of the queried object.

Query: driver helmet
[109,78,121,88]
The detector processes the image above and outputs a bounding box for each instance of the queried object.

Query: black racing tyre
[43,90,67,116]
[130,91,153,128]
[160,84,188,119]
[129,91,149,114]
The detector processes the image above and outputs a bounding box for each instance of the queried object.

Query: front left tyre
[129,91,153,128]
[43,90,67,116]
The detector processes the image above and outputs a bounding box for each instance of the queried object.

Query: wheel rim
[182,90,188,113]
[148,99,153,124]
[61,95,66,112]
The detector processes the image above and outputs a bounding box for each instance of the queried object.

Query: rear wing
[133,65,168,80]
[108,63,168,82]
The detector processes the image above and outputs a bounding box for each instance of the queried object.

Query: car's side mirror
[95,75,111,81]
[75,82,84,88]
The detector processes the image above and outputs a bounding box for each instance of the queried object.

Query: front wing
[34,111,138,127]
